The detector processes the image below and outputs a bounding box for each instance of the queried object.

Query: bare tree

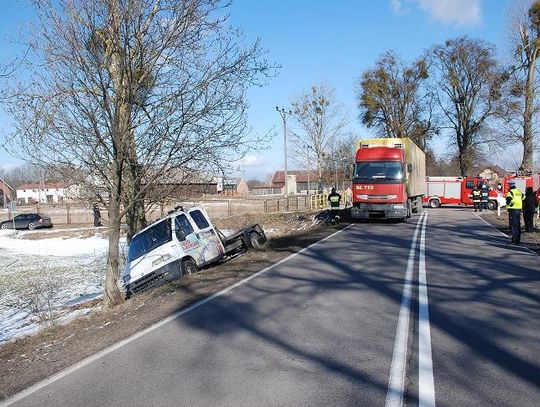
[2,0,274,307]
[321,132,356,189]
[357,50,436,150]
[429,37,507,176]
[290,82,348,192]
[505,0,540,173]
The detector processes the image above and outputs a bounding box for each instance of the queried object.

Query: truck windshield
[354,161,404,182]
[128,219,172,262]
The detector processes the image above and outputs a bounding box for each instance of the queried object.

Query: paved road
[408,208,540,407]
[4,208,539,406]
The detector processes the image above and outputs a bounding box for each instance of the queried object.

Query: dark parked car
[0,213,53,230]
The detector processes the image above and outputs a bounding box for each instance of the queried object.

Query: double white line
[386,212,435,407]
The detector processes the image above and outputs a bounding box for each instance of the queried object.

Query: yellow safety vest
[506,188,523,210]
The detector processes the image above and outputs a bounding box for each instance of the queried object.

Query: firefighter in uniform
[480,184,489,210]
[328,187,342,224]
[470,186,482,212]
[506,180,524,245]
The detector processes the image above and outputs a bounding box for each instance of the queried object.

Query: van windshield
[354,161,404,183]
[128,219,172,262]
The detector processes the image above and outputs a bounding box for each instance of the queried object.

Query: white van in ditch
[122,206,266,297]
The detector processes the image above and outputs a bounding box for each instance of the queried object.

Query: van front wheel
[181,259,198,275]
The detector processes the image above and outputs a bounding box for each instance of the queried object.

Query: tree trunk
[458,139,470,177]
[124,157,147,243]
[103,183,124,308]
[521,59,536,173]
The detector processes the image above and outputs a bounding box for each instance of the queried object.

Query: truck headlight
[393,204,405,209]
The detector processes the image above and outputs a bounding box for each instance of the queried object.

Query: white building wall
[17,187,68,204]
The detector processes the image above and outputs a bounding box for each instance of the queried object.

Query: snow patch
[0,234,109,256]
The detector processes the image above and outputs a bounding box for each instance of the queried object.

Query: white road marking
[385,212,426,407]
[0,225,354,407]
[418,213,435,407]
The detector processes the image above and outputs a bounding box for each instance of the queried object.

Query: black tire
[28,222,36,230]
[0,223,8,230]
[181,258,198,275]
[429,198,440,208]
[487,200,497,210]
[249,231,264,248]
[412,196,423,213]
[125,284,132,300]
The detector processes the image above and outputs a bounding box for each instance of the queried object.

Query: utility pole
[276,106,292,209]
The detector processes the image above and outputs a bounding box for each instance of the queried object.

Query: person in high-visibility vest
[506,180,524,245]
[328,187,342,224]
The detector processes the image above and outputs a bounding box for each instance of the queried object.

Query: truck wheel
[412,196,422,213]
[249,231,264,248]
[429,198,440,208]
[487,200,497,210]
[181,259,198,275]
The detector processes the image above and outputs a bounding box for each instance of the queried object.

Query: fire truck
[423,176,505,209]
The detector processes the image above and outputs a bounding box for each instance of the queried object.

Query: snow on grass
[0,229,124,344]
[0,230,108,256]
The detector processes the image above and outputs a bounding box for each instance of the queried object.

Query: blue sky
[0,0,513,179]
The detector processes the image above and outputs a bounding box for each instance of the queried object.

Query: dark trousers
[523,210,534,232]
[473,201,481,211]
[508,209,521,243]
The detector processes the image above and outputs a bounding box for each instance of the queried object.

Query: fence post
[228,199,232,216]
[264,199,268,214]
[66,203,71,224]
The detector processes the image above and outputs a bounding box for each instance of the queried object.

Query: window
[190,210,210,229]
[354,162,404,182]
[175,214,194,242]
[465,181,475,189]
[128,219,172,262]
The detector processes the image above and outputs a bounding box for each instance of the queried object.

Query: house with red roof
[0,178,13,208]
